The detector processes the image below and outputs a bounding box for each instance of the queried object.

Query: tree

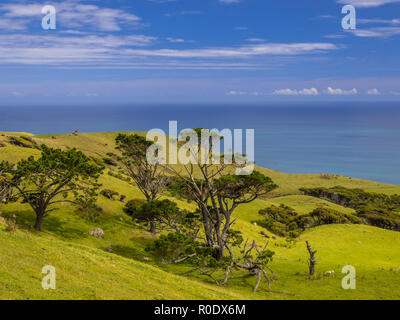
[113,134,167,234]
[306,241,317,276]
[169,170,277,261]
[166,128,278,261]
[0,162,9,199]
[9,145,103,231]
[0,162,13,203]
[126,199,201,239]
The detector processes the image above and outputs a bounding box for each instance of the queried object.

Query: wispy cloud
[326,87,358,95]
[348,26,400,37]
[124,43,338,58]
[0,1,142,31]
[166,37,186,43]
[367,88,381,95]
[358,18,400,24]
[246,38,266,43]
[272,88,319,96]
[337,0,400,8]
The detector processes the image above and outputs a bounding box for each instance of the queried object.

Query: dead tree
[226,240,274,292]
[306,241,317,276]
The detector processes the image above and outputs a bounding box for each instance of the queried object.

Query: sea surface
[1,102,399,185]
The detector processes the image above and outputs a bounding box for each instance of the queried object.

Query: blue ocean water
[1,102,399,185]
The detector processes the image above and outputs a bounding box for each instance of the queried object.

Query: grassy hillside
[1,131,400,300]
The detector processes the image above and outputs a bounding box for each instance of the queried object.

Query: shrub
[100,189,120,200]
[258,205,361,238]
[123,199,147,216]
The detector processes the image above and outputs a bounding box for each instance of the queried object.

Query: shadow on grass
[110,244,145,260]
[1,209,87,240]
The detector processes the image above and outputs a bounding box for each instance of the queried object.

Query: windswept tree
[126,199,201,239]
[113,134,167,234]
[166,128,277,260]
[8,145,103,231]
[169,171,277,260]
[0,162,13,203]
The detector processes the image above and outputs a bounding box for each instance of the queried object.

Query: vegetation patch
[8,136,39,149]
[258,205,361,238]
[301,186,400,231]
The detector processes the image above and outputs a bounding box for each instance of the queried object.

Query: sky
[0,0,399,104]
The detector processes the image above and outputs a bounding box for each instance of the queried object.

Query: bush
[258,205,299,237]
[103,158,117,166]
[300,186,400,232]
[258,205,361,238]
[123,199,147,216]
[357,205,400,231]
[100,189,120,200]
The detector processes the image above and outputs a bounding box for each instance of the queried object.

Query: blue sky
[0,0,399,104]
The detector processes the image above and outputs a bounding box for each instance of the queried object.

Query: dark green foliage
[214,171,278,202]
[295,207,362,229]
[100,189,119,200]
[90,157,104,167]
[258,205,361,238]
[0,162,13,203]
[300,186,400,231]
[123,198,147,216]
[300,186,400,210]
[103,157,117,166]
[114,133,166,202]
[128,199,178,223]
[357,205,400,231]
[258,205,299,237]
[126,199,201,238]
[146,232,233,268]
[8,136,39,149]
[7,145,104,231]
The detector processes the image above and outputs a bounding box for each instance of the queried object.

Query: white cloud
[326,87,358,95]
[348,27,400,38]
[272,88,319,96]
[0,34,338,68]
[246,38,265,43]
[126,43,338,58]
[337,0,400,7]
[0,1,142,31]
[367,88,380,95]
[166,37,185,43]
[358,18,400,25]
[226,90,248,95]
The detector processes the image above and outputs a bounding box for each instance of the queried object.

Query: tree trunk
[149,220,157,234]
[306,241,317,276]
[215,246,224,261]
[34,213,44,231]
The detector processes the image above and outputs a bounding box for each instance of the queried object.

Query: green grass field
[1,131,400,300]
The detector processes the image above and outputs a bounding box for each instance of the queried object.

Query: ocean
[1,102,399,185]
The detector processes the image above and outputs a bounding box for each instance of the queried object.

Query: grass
[0,131,400,300]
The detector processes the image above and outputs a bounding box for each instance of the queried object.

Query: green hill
[1,131,400,300]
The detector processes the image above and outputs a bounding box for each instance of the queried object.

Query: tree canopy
[8,145,103,231]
